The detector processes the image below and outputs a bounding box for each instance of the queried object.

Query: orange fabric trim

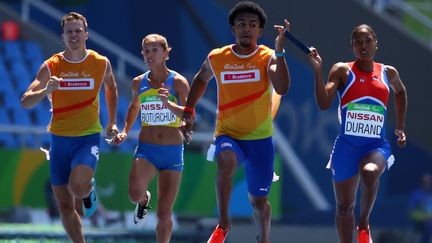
[218,87,267,111]
[53,96,96,114]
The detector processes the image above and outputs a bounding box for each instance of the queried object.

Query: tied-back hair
[142,34,170,51]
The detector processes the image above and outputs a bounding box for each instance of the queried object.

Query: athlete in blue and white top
[112,34,189,242]
[307,24,407,243]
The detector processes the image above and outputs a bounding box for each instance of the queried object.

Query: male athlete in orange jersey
[21,12,118,243]
[181,2,291,242]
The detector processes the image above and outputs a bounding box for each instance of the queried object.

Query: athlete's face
[62,19,88,50]
[142,40,168,68]
[232,12,262,48]
[352,28,377,61]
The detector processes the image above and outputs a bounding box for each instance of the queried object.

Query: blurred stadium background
[0,0,431,242]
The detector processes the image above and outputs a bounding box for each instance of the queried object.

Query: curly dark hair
[228,1,267,28]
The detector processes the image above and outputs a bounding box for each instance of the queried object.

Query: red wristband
[183,106,195,116]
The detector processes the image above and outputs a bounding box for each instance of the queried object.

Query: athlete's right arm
[103,59,119,137]
[308,48,346,110]
[113,76,141,145]
[21,63,60,109]
[317,62,346,110]
[184,57,213,109]
[180,57,214,143]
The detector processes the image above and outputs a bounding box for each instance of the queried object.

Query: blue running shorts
[134,143,184,171]
[50,133,100,185]
[212,135,275,197]
[328,136,392,182]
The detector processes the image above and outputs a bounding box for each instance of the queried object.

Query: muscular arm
[268,56,290,96]
[122,77,141,135]
[111,76,140,146]
[184,58,214,109]
[21,63,53,108]
[269,19,291,95]
[316,62,347,110]
[310,54,346,110]
[386,65,407,147]
[180,57,214,143]
[103,60,118,134]
[386,65,407,130]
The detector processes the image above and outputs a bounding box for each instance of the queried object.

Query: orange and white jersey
[208,44,275,140]
[45,50,107,136]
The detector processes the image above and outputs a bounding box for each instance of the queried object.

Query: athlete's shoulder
[329,62,351,82]
[44,52,64,69]
[45,52,63,62]
[132,73,144,82]
[87,49,108,62]
[333,61,351,71]
[258,44,273,52]
[209,44,232,58]
[168,69,180,78]
[373,61,384,66]
[384,64,397,73]
[383,64,399,81]
[133,71,149,83]
[170,70,188,84]
[256,44,274,58]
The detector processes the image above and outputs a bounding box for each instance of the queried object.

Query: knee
[217,157,236,179]
[360,167,381,188]
[336,202,355,217]
[157,208,172,224]
[69,181,90,199]
[128,186,143,204]
[250,197,268,211]
[56,200,75,216]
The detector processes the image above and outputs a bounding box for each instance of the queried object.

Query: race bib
[344,103,384,138]
[140,100,176,125]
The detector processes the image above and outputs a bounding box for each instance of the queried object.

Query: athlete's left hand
[106,124,119,138]
[307,47,322,70]
[394,128,407,148]
[180,111,194,145]
[274,19,290,52]
[109,132,127,146]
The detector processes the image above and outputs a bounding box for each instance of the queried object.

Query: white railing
[20,0,146,81]
[273,125,331,210]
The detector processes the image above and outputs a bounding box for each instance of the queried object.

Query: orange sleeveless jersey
[209,44,275,140]
[45,50,107,136]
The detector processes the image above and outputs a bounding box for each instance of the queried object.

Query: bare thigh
[129,157,157,201]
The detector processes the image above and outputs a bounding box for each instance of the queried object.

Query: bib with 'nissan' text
[344,103,384,138]
[140,96,176,125]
